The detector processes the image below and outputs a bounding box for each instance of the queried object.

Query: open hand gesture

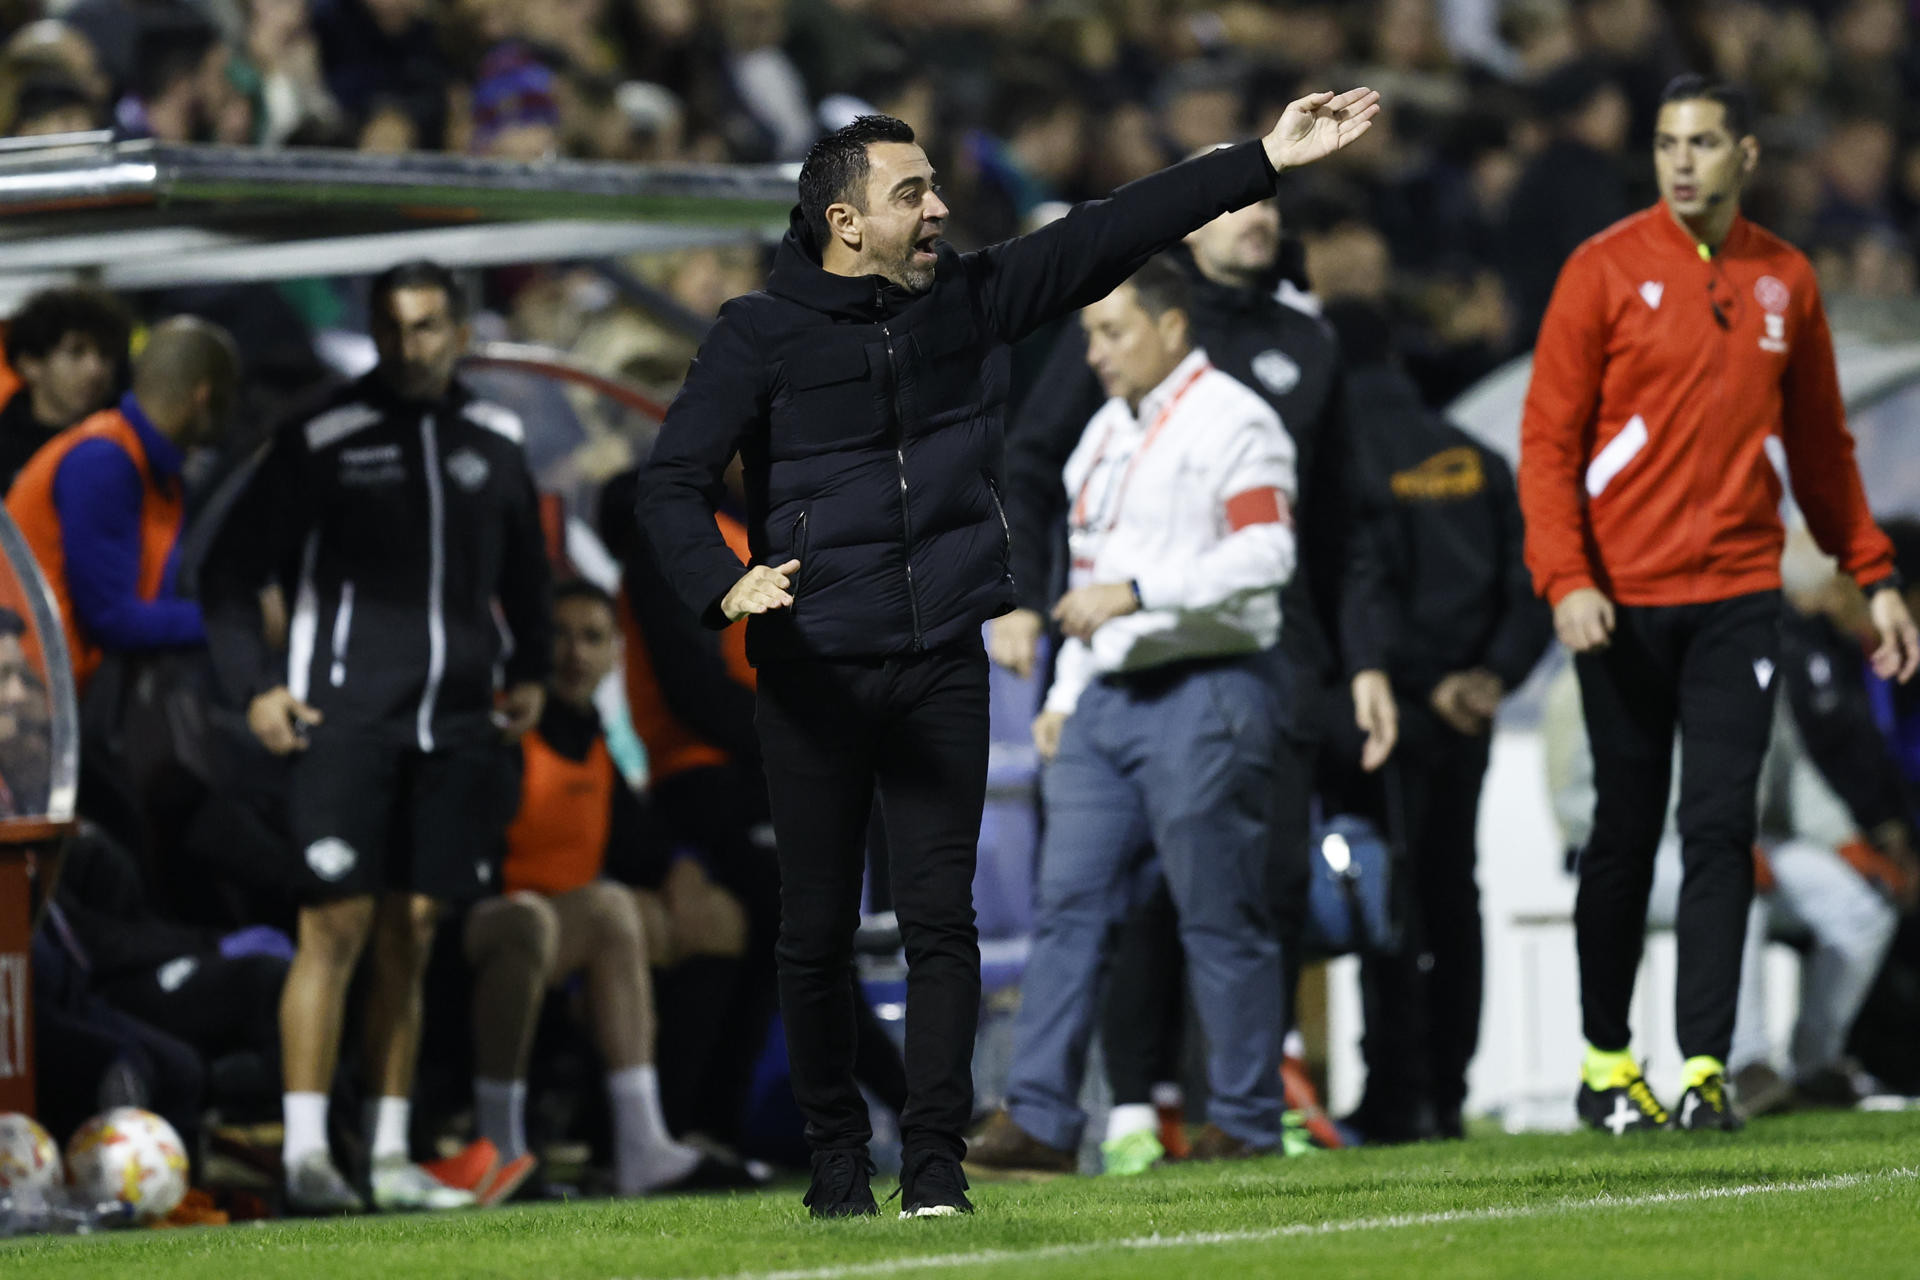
[1264,88,1381,172]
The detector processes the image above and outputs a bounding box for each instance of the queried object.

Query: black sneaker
[1576,1069,1670,1135]
[803,1149,877,1219]
[1676,1073,1744,1132]
[896,1149,974,1219]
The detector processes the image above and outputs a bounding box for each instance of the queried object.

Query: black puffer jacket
[640,141,1279,664]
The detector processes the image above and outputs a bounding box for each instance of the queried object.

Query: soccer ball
[0,1113,61,1194]
[65,1108,189,1221]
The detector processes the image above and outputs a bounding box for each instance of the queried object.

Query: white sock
[283,1092,329,1167]
[1105,1103,1158,1144]
[367,1096,411,1163]
[475,1078,528,1160]
[1150,1081,1184,1109]
[607,1065,698,1194]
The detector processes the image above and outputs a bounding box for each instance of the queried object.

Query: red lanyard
[1069,360,1211,537]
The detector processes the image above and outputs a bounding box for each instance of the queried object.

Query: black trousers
[1318,702,1491,1124]
[755,637,988,1160]
[1102,724,1314,1107]
[1574,590,1781,1063]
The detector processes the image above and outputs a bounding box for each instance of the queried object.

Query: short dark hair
[370,259,467,326]
[3,286,131,366]
[554,579,617,614]
[1659,74,1752,139]
[796,114,916,251]
[1117,256,1192,322]
[129,12,218,103]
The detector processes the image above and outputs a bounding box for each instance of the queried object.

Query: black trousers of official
[1101,726,1314,1109]
[1574,590,1781,1064]
[755,636,988,1161]
[1319,701,1492,1129]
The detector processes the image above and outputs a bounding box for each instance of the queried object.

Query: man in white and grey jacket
[967,256,1299,1170]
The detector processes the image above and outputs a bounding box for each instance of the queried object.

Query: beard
[897,254,937,295]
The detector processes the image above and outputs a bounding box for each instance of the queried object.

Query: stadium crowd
[0,0,1918,1223]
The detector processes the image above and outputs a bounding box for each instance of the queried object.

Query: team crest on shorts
[306,837,358,881]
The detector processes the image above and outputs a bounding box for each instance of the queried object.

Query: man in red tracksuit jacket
[1519,74,1919,1135]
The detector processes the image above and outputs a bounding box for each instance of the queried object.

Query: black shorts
[287,733,520,905]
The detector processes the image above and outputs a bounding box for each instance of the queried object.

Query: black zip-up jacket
[1343,363,1550,701]
[1003,242,1384,694]
[201,372,553,750]
[640,141,1281,664]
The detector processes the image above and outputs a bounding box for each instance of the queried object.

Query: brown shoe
[1187,1123,1275,1162]
[963,1110,1076,1176]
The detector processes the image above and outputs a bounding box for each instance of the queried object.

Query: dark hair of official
[553,578,616,612]
[2,286,131,365]
[796,114,916,250]
[1659,74,1752,138]
[370,259,469,324]
[1122,256,1192,322]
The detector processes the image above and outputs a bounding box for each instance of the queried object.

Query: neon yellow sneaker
[1576,1050,1670,1135]
[1100,1128,1164,1176]
[1675,1056,1743,1132]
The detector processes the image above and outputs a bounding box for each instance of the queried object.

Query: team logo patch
[1639,281,1664,310]
[1250,349,1301,396]
[1754,275,1791,315]
[305,837,357,882]
[156,957,198,993]
[446,448,490,492]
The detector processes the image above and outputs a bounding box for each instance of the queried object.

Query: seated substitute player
[200,260,553,1214]
[966,257,1299,1172]
[460,579,749,1200]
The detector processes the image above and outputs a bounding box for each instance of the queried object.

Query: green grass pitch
[10,1111,1918,1278]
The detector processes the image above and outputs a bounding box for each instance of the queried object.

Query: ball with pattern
[65,1108,189,1220]
[0,1112,61,1193]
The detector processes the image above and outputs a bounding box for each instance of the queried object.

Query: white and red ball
[0,1112,62,1194]
[64,1107,189,1220]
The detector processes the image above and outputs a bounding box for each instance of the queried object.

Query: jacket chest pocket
[777,343,878,454]
[909,316,984,425]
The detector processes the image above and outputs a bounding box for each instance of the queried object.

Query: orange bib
[502,729,616,896]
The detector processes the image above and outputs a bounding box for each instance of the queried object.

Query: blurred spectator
[461,580,743,1197]
[470,42,561,160]
[113,10,224,142]
[5,317,236,694]
[0,607,49,816]
[0,286,131,491]
[313,0,451,149]
[1504,58,1633,345]
[8,70,99,135]
[1816,114,1897,240]
[3,20,111,109]
[245,0,342,145]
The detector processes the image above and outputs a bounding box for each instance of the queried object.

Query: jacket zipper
[329,580,355,687]
[417,413,448,752]
[791,510,809,607]
[882,322,924,649]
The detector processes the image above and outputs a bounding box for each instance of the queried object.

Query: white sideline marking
[654,1168,1918,1280]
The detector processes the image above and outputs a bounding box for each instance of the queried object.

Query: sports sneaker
[370,1157,478,1211]
[1730,1062,1794,1119]
[1675,1073,1743,1132]
[963,1110,1075,1176]
[802,1148,877,1219]
[897,1149,973,1218]
[1576,1065,1670,1135]
[1100,1128,1164,1177]
[1186,1123,1275,1161]
[422,1139,498,1196]
[285,1151,365,1215]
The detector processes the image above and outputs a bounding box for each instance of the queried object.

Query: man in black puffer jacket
[641,91,1380,1219]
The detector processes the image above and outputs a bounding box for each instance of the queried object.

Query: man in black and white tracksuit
[640,91,1380,1218]
[201,260,552,1214]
